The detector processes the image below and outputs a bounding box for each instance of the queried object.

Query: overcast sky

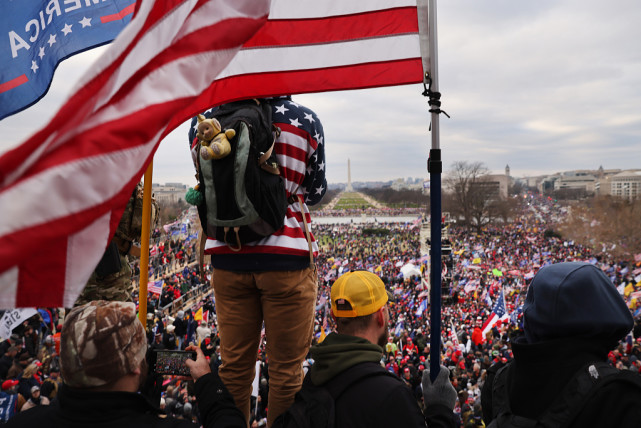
[3,0,640,186]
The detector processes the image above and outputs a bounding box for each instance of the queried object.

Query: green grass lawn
[332,192,374,209]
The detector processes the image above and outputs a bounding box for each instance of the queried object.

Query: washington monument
[346,158,354,192]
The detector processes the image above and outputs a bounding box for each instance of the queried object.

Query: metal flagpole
[138,161,154,325]
[427,0,443,381]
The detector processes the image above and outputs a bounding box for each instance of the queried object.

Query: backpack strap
[223,226,242,252]
[296,194,315,273]
[258,138,280,175]
[198,230,206,282]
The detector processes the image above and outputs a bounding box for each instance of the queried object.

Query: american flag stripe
[282,167,306,187]
[206,237,315,256]
[244,8,419,48]
[277,124,319,149]
[187,0,426,104]
[206,59,424,104]
[268,0,416,18]
[275,125,317,189]
[216,36,422,86]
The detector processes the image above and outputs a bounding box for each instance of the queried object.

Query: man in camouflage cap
[75,182,159,305]
[7,301,245,427]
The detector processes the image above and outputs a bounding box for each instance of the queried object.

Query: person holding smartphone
[6,301,246,428]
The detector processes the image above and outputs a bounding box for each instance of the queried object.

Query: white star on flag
[30,61,38,73]
[303,113,315,123]
[62,23,73,35]
[315,185,325,194]
[318,161,325,171]
[274,104,288,115]
[38,47,45,60]
[47,34,56,47]
[79,17,92,27]
[289,117,301,127]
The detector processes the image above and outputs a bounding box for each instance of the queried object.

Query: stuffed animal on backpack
[196,114,236,160]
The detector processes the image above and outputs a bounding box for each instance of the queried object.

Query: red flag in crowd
[0,0,427,308]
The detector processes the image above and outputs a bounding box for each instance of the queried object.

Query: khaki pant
[212,268,317,426]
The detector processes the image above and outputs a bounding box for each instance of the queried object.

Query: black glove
[422,365,457,411]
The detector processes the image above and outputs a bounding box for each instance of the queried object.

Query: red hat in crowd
[2,380,18,391]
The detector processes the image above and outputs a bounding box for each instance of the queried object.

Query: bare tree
[444,161,497,231]
[492,196,520,224]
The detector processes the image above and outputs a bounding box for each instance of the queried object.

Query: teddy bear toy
[196,114,236,160]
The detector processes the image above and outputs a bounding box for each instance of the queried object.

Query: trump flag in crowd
[0,0,135,120]
[0,0,429,308]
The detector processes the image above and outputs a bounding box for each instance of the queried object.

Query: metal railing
[161,282,213,316]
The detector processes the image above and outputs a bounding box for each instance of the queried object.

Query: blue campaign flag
[0,0,135,120]
[393,321,404,337]
[0,391,17,422]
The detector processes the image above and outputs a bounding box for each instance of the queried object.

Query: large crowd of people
[1,194,640,426]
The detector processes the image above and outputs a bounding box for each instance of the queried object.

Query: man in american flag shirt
[188,97,326,425]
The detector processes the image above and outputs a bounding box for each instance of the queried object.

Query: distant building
[153,183,187,204]
[482,174,510,199]
[538,176,558,193]
[164,182,186,188]
[553,172,597,193]
[595,169,623,196]
[391,178,423,191]
[610,170,641,199]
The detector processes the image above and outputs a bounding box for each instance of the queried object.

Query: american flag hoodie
[188,97,327,271]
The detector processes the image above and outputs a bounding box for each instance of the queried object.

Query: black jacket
[309,333,455,428]
[482,336,641,428]
[6,372,245,428]
[173,318,187,337]
[0,354,13,379]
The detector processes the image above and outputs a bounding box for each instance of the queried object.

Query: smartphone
[151,349,197,376]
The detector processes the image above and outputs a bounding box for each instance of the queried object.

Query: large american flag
[148,280,164,296]
[0,0,428,308]
[482,287,509,337]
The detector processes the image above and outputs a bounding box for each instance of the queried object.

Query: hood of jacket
[523,262,632,347]
[309,332,383,386]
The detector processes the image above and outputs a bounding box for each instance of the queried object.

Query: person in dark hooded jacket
[301,271,457,428]
[173,310,188,349]
[481,262,641,427]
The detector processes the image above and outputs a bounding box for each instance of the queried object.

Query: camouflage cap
[61,301,147,388]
